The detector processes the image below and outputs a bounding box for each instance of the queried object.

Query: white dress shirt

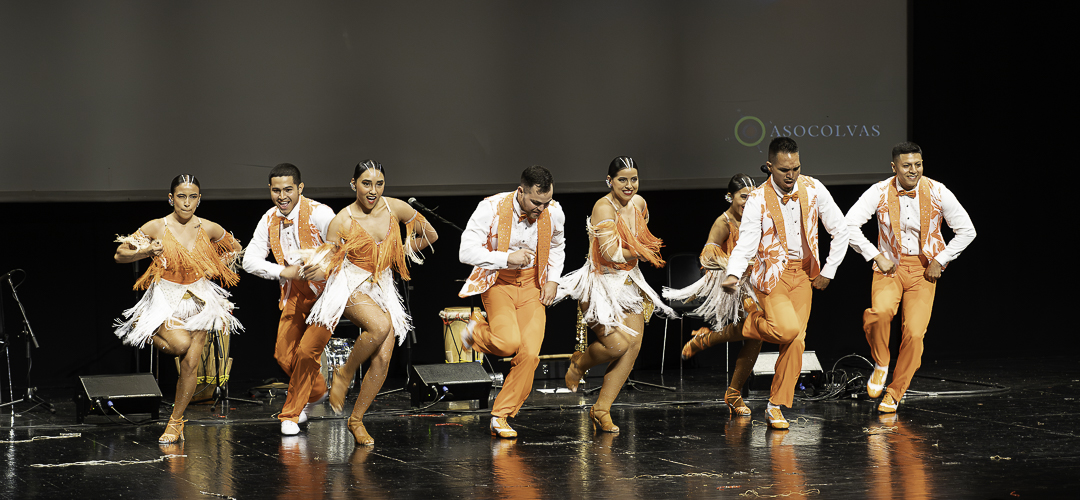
[846,177,976,266]
[772,177,806,260]
[242,200,335,281]
[458,192,566,279]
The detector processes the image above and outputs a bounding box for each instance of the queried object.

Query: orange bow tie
[781,193,799,204]
[898,189,917,198]
[275,215,293,228]
[518,212,535,224]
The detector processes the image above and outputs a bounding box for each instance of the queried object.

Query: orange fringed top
[591,204,665,272]
[325,210,426,280]
[133,227,241,290]
[699,212,738,270]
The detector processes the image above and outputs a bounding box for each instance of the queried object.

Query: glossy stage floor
[2,355,1077,499]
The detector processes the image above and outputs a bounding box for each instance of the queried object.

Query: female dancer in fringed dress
[662,173,762,416]
[556,156,677,432]
[306,160,438,445]
[113,174,243,444]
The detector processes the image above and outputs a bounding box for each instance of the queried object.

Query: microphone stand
[0,270,55,414]
[376,199,467,397]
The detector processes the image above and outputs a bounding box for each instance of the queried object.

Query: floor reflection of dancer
[663,173,763,417]
[721,137,850,430]
[459,165,566,439]
[113,174,243,444]
[306,160,438,445]
[241,163,336,435]
[559,156,677,433]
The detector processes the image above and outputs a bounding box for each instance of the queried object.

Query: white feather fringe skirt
[114,278,243,347]
[661,269,757,331]
[555,262,678,336]
[307,261,411,345]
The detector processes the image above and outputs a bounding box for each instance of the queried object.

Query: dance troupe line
[111,137,975,445]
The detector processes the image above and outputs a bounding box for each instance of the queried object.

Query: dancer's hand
[924,259,942,283]
[280,265,301,280]
[812,276,831,290]
[873,254,895,275]
[507,248,535,267]
[721,275,740,292]
[539,281,559,306]
[300,262,325,282]
[147,239,164,257]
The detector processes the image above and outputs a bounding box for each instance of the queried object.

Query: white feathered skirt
[661,270,758,331]
[114,278,243,347]
[555,261,677,336]
[307,261,411,345]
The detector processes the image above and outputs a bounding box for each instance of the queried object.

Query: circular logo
[734,116,766,147]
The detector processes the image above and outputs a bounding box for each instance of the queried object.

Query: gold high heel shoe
[589,408,619,433]
[328,367,351,414]
[347,416,374,446]
[159,417,186,444]
[565,351,585,392]
[724,387,751,417]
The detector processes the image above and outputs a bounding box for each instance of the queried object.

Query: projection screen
[0,0,907,201]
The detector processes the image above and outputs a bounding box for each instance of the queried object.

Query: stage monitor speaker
[748,351,824,393]
[75,373,162,423]
[408,362,492,409]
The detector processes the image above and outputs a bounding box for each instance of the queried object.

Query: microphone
[0,269,21,283]
[407,197,430,211]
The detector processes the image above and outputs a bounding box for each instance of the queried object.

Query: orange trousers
[471,268,545,418]
[864,255,937,401]
[276,283,332,422]
[741,259,812,408]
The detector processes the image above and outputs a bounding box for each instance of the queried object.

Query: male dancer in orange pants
[722,137,849,430]
[242,163,336,435]
[845,142,975,413]
[459,166,566,438]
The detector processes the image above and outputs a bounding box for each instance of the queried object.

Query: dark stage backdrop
[1,0,906,202]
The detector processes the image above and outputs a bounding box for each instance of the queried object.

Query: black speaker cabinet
[75,373,162,423]
[408,363,492,408]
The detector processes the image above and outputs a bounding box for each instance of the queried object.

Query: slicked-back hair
[170,174,200,194]
[607,156,637,178]
[520,165,553,193]
[269,163,302,184]
[353,159,385,181]
[891,141,923,161]
[728,173,756,194]
[767,137,799,162]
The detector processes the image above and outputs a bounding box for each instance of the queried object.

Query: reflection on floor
[2,356,1077,499]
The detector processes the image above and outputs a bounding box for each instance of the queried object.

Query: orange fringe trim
[133,231,240,290]
[326,216,415,281]
[591,210,665,271]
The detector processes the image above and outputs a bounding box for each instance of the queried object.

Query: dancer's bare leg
[334,293,393,445]
[153,326,207,420]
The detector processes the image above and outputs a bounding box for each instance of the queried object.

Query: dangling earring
[724,193,733,203]
[350,182,356,191]
[168,198,174,206]
[196,200,201,208]
[605,179,612,188]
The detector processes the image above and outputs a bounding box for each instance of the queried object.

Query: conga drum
[440,307,484,363]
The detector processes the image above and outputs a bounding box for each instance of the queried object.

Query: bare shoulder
[631,194,648,212]
[384,197,416,219]
[592,197,616,219]
[139,218,166,239]
[198,218,227,240]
